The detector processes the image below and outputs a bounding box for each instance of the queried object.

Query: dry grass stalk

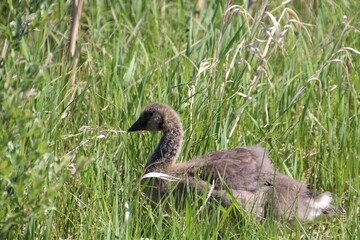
[69,0,84,58]
[1,39,8,59]
[196,0,204,10]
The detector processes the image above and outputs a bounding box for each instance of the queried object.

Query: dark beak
[128,119,143,132]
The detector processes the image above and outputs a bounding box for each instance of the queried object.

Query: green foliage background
[0,0,359,239]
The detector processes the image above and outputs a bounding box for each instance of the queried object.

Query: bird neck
[144,126,183,173]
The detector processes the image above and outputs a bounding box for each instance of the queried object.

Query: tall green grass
[1,0,359,239]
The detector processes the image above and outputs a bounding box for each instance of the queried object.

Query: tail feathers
[308,191,345,219]
[313,191,332,210]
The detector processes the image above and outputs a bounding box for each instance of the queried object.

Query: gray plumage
[128,103,344,222]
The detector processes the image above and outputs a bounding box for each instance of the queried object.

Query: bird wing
[169,146,274,192]
[199,147,273,191]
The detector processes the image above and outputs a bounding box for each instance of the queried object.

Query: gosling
[128,103,343,221]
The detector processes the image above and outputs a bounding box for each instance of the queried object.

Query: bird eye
[142,112,152,120]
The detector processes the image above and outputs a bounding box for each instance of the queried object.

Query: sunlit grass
[1,0,359,239]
